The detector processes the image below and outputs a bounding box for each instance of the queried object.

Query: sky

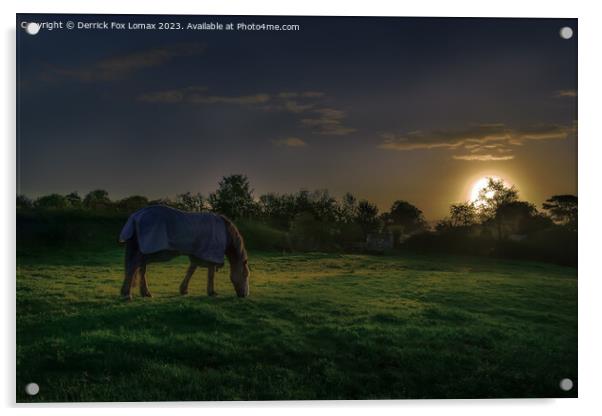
[17,15,577,220]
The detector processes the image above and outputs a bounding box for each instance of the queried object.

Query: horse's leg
[179,263,197,295]
[139,262,152,298]
[207,264,217,297]
[121,240,142,300]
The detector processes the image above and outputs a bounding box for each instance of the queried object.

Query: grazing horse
[118,205,250,300]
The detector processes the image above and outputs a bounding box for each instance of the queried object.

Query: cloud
[379,123,574,161]
[555,89,577,98]
[272,137,308,147]
[138,87,269,105]
[301,108,356,136]
[278,91,325,99]
[188,93,270,105]
[138,85,355,136]
[282,100,315,113]
[55,43,206,82]
[138,86,207,103]
[140,87,328,114]
[452,154,515,161]
[261,91,326,114]
[138,87,355,136]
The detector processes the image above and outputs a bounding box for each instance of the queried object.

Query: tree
[476,178,519,240]
[449,202,477,228]
[355,200,380,236]
[542,195,577,231]
[495,201,537,238]
[148,197,175,207]
[258,192,296,229]
[477,178,519,218]
[435,218,454,232]
[83,189,112,210]
[117,195,149,212]
[176,192,206,212]
[34,193,68,209]
[16,194,33,209]
[294,190,313,214]
[387,200,427,234]
[385,200,427,247]
[310,189,338,223]
[65,192,82,208]
[209,174,256,219]
[338,192,358,223]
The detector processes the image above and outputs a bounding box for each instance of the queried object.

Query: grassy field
[16,247,577,401]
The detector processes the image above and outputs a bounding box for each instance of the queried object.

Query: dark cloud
[53,43,206,81]
[138,87,355,136]
[555,89,577,98]
[379,123,575,161]
[301,108,356,136]
[271,137,308,147]
[138,86,270,105]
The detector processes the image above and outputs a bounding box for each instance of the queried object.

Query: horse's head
[223,216,250,298]
[230,257,250,298]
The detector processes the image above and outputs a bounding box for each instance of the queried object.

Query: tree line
[17,174,577,252]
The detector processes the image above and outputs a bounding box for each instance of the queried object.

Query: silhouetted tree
[338,192,358,223]
[83,189,112,210]
[477,178,519,217]
[520,211,555,234]
[387,200,427,234]
[209,174,256,219]
[176,192,206,212]
[495,201,537,238]
[117,195,149,212]
[356,200,380,236]
[542,195,577,231]
[310,189,338,223]
[449,202,477,228]
[148,197,175,207]
[34,194,68,209]
[476,178,519,239]
[259,192,296,229]
[65,192,82,208]
[435,218,454,232]
[16,194,33,209]
[294,190,313,214]
[384,200,427,246]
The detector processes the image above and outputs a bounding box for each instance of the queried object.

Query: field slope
[17,249,577,401]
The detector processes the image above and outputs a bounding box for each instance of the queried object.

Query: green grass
[16,248,577,401]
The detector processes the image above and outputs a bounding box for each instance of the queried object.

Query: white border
[3,1,602,415]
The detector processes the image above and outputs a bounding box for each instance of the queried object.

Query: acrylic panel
[16,14,578,402]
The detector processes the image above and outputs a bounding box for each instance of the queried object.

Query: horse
[118,205,250,300]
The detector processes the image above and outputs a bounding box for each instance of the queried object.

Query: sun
[469,176,510,206]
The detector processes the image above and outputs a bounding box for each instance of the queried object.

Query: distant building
[366,231,394,252]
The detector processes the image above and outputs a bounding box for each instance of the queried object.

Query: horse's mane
[221,215,248,264]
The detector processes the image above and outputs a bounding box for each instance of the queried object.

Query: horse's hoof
[141,292,153,298]
[208,291,218,297]
[180,288,188,295]
[122,294,132,301]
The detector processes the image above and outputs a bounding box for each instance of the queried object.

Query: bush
[496,227,577,266]
[402,226,576,267]
[403,230,495,257]
[236,220,291,252]
[17,210,127,253]
[289,212,339,252]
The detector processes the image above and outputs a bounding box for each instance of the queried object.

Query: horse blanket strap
[119,205,228,265]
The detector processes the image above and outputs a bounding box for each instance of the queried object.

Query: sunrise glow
[469,176,512,206]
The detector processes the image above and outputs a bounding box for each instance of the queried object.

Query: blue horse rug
[119,205,228,265]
